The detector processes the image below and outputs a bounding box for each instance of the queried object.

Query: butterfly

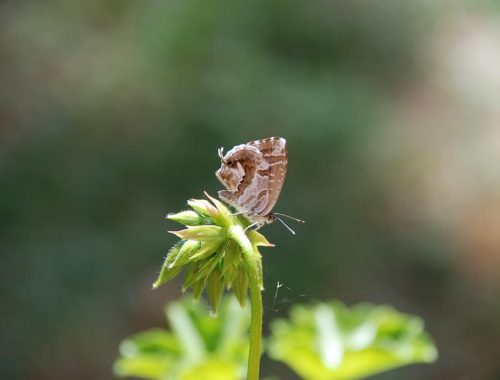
[215,137,303,233]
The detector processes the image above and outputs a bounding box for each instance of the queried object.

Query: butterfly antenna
[276,216,296,235]
[218,147,225,161]
[230,210,247,216]
[273,212,305,224]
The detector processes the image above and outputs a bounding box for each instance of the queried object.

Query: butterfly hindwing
[248,137,287,216]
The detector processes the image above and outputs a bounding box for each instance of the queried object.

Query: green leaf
[119,329,181,356]
[190,239,222,261]
[183,263,201,291]
[170,240,202,269]
[114,356,170,379]
[188,199,218,216]
[168,300,206,362]
[170,225,225,241]
[113,329,181,379]
[114,295,250,380]
[180,244,225,295]
[247,230,275,247]
[192,277,207,300]
[207,268,224,315]
[268,301,438,380]
[197,254,222,279]
[204,192,234,227]
[223,265,237,290]
[232,269,249,308]
[180,359,240,380]
[152,242,184,289]
[222,240,242,286]
[167,210,206,226]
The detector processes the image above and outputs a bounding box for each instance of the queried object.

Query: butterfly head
[265,213,276,224]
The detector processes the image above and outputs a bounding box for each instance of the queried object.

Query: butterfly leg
[244,221,265,233]
[230,210,247,216]
[244,222,258,232]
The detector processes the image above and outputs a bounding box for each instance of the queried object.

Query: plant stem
[229,225,263,380]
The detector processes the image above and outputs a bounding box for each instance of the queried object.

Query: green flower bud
[204,192,233,227]
[182,263,201,291]
[248,230,275,247]
[207,267,224,315]
[187,199,218,216]
[167,210,205,226]
[152,242,184,289]
[169,240,201,269]
[222,241,242,286]
[192,277,206,300]
[156,193,274,311]
[189,239,222,262]
[233,269,249,307]
[169,225,225,241]
[197,254,221,279]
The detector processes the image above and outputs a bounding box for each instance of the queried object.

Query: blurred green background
[2,1,500,379]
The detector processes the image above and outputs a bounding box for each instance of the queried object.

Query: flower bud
[233,270,249,307]
[207,267,224,315]
[152,242,184,289]
[222,241,242,286]
[189,239,222,262]
[204,192,233,227]
[169,225,225,241]
[187,199,218,217]
[182,263,201,291]
[156,194,274,310]
[192,277,206,300]
[169,240,201,269]
[197,254,221,279]
[167,210,205,226]
[248,230,275,247]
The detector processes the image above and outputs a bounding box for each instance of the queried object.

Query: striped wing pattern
[215,137,287,224]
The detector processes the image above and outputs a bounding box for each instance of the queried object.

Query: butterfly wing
[215,137,287,221]
[215,144,269,215]
[248,137,287,216]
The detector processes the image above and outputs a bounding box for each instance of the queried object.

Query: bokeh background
[2,1,500,379]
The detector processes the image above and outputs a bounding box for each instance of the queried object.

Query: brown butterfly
[215,137,303,233]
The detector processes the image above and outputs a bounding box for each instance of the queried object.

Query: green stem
[229,225,263,380]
